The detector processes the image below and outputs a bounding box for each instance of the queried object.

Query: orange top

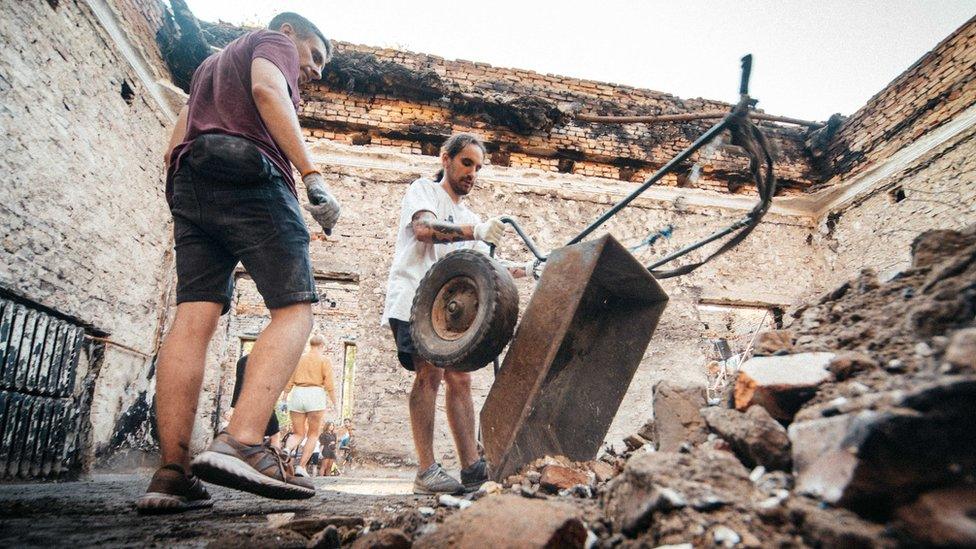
[285,350,338,406]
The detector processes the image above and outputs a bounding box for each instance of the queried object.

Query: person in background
[228,354,281,446]
[284,334,338,477]
[318,421,338,476]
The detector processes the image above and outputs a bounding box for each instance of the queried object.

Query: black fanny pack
[186,134,273,184]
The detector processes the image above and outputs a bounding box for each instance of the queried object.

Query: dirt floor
[0,468,423,548]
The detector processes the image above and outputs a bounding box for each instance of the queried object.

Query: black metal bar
[566,118,731,246]
[498,216,547,261]
[646,216,751,270]
[739,54,752,96]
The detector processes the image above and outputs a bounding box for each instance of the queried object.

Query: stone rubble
[261,226,974,548]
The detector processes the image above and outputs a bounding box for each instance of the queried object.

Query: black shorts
[264,413,280,438]
[169,162,318,314]
[389,318,418,371]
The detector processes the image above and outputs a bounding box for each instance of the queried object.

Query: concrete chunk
[734,352,834,421]
[700,405,792,471]
[653,382,708,451]
[414,494,586,548]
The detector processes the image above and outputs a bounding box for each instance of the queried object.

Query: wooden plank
[18,395,44,479]
[36,320,62,397]
[5,393,31,478]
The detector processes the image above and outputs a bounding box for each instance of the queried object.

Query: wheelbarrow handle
[497,216,547,262]
[739,54,753,96]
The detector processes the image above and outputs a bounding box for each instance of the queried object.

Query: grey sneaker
[460,457,488,492]
[191,431,315,500]
[414,463,464,495]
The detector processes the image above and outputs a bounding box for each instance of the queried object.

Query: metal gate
[0,297,86,479]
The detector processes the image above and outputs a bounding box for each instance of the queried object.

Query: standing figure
[380,132,524,495]
[318,421,338,476]
[137,11,341,513]
[284,334,338,477]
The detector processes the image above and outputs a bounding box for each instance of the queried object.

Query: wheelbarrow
[409,56,777,481]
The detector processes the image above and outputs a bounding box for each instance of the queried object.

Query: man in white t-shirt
[382,132,524,494]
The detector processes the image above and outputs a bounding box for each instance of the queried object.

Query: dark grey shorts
[389,318,418,371]
[169,162,318,314]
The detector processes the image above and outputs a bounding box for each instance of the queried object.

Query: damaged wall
[8,0,972,470]
[0,0,176,465]
[812,16,976,287]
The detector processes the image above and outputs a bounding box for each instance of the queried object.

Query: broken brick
[734,353,834,421]
[539,464,590,493]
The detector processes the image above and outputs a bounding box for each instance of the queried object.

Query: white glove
[473,217,506,246]
[302,172,341,235]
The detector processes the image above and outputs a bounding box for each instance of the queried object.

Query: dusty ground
[0,468,423,548]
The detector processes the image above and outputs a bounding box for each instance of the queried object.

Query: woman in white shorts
[284,334,338,477]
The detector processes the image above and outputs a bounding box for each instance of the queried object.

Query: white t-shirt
[381,178,488,326]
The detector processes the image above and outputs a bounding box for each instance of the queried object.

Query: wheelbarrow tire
[409,249,519,372]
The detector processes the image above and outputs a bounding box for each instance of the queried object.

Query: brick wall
[821,16,975,186]
[298,42,817,195]
[0,1,174,460]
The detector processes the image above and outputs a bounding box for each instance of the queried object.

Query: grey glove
[302,172,341,235]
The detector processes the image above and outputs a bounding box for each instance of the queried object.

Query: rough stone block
[797,378,976,517]
[653,382,708,452]
[700,405,792,471]
[787,414,856,475]
[539,464,590,492]
[413,494,586,548]
[350,528,410,549]
[734,352,834,421]
[604,449,757,537]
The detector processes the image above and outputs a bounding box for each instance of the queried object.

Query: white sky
[182,1,975,121]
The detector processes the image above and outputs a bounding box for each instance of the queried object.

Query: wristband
[301,169,321,179]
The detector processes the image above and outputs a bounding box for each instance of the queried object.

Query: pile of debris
[265,226,975,548]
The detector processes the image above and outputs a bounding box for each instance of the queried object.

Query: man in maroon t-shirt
[137,12,340,513]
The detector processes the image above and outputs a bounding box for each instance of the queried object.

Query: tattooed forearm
[412,211,474,244]
[429,222,467,243]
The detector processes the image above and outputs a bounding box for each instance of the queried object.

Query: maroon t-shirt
[166,29,301,204]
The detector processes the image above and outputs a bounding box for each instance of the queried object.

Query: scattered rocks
[413,494,586,548]
[734,352,834,421]
[604,449,757,538]
[437,494,471,510]
[652,382,708,451]
[700,405,792,471]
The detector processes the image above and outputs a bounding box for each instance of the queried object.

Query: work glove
[302,172,341,235]
[473,217,506,246]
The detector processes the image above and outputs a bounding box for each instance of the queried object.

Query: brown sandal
[136,464,213,514]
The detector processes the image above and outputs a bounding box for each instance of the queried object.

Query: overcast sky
[182,1,975,121]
